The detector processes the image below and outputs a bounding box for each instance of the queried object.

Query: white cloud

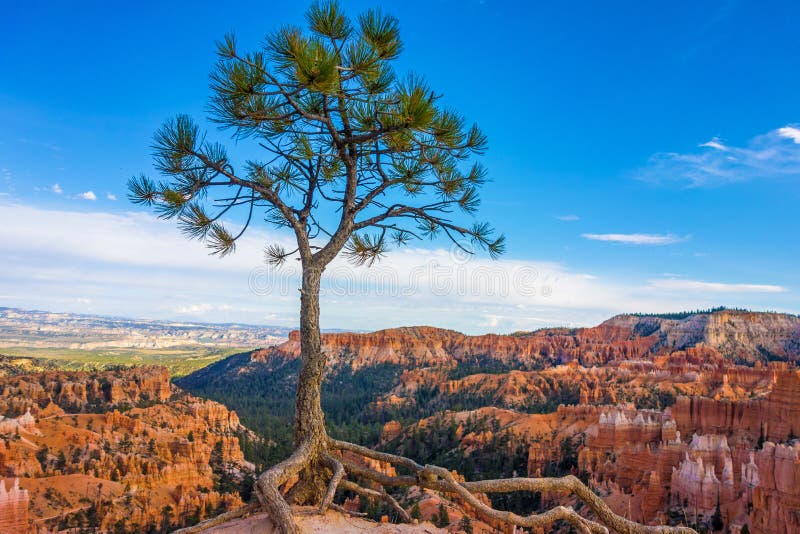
[649,278,787,294]
[556,214,580,221]
[699,137,729,151]
[637,124,800,187]
[51,184,63,194]
[581,233,688,245]
[778,126,800,144]
[174,303,215,315]
[0,201,794,333]
[77,191,97,201]
[106,193,117,201]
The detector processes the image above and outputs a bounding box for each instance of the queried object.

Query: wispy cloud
[0,201,794,332]
[77,191,97,201]
[581,233,688,245]
[637,124,800,187]
[106,193,117,201]
[649,278,787,294]
[556,214,580,221]
[51,184,63,194]
[778,126,800,144]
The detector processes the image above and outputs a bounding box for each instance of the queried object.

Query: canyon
[180,309,800,533]
[0,366,255,533]
[3,308,800,532]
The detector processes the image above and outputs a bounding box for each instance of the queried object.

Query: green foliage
[433,502,450,528]
[458,514,474,534]
[630,306,749,320]
[711,501,724,532]
[177,353,406,465]
[130,0,503,269]
[36,444,49,470]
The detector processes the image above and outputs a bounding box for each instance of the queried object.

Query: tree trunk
[288,265,329,504]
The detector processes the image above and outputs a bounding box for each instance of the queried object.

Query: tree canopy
[129,0,503,271]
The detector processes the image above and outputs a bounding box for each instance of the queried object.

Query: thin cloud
[556,214,580,221]
[637,124,800,187]
[582,233,688,245]
[0,201,795,332]
[699,137,728,151]
[174,303,215,315]
[106,193,117,201]
[778,126,800,144]
[77,191,97,201]
[649,278,787,294]
[51,184,63,194]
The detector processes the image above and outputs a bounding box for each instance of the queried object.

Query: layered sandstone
[257,310,800,373]
[0,367,254,533]
[0,478,28,534]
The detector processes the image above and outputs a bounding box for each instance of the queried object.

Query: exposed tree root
[172,503,259,534]
[329,503,368,517]
[247,435,697,534]
[254,439,313,534]
[327,437,697,534]
[339,479,412,523]
[320,453,345,513]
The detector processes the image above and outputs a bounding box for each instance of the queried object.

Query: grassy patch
[0,346,249,377]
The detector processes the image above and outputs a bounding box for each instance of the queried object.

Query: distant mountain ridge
[0,306,291,350]
[601,309,800,362]
[176,308,800,532]
[250,309,800,369]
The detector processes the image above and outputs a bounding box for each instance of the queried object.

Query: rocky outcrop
[672,368,800,443]
[748,442,800,534]
[576,366,800,532]
[603,311,800,363]
[0,366,171,417]
[0,478,28,534]
[0,367,255,533]
[259,324,662,369]
[669,435,736,516]
[256,311,800,373]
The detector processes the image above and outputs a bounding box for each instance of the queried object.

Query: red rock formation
[381,421,402,443]
[255,310,800,373]
[0,478,29,534]
[748,442,800,534]
[0,367,253,533]
[672,369,800,443]
[669,435,736,516]
[259,323,662,370]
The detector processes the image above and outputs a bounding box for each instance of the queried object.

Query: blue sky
[1,0,798,332]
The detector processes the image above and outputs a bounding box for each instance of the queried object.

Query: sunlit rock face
[0,367,253,533]
[260,322,662,369]
[672,369,800,443]
[574,366,800,533]
[182,309,800,533]
[601,310,800,364]
[748,442,800,534]
[669,435,736,516]
[0,478,29,534]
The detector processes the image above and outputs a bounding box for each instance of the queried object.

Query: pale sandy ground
[196,508,445,533]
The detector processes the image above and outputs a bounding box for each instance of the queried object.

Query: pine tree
[434,502,451,528]
[711,500,724,532]
[458,514,474,534]
[410,502,421,521]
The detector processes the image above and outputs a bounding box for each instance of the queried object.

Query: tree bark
[288,264,329,504]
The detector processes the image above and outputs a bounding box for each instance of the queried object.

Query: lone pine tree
[130,2,696,533]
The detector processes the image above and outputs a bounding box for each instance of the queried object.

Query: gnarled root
[254,439,314,534]
[327,437,697,534]
[246,435,697,534]
[319,453,345,513]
